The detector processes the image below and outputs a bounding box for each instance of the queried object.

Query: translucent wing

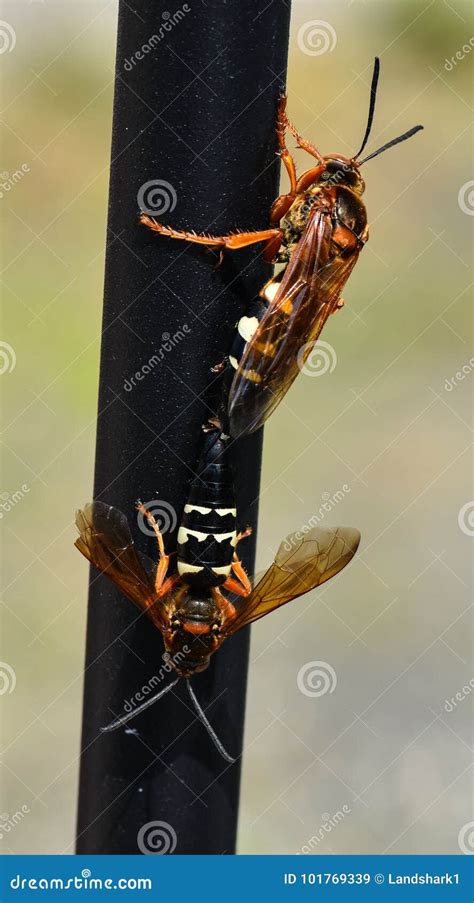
[228,203,361,437]
[74,501,168,632]
[225,526,360,633]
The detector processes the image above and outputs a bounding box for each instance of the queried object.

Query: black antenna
[354,57,380,160]
[187,681,236,764]
[359,125,424,165]
[100,677,181,733]
[100,675,237,764]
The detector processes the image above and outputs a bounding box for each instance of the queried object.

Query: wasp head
[320,156,365,194]
[165,593,223,678]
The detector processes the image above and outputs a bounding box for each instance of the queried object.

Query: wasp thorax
[277,190,321,262]
[322,157,365,194]
[177,595,217,624]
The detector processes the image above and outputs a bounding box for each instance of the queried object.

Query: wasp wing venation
[224,526,361,632]
[228,198,361,436]
[75,501,168,631]
[274,525,361,583]
[227,206,331,434]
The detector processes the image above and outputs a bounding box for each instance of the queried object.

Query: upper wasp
[141,58,423,436]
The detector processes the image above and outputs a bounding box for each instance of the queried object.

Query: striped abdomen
[227,296,269,374]
[218,280,283,432]
[177,431,237,589]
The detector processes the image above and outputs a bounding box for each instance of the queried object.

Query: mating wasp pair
[76,59,422,759]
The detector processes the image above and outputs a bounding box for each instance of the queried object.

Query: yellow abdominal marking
[254,340,277,358]
[241,368,262,384]
[279,297,294,315]
[261,278,280,303]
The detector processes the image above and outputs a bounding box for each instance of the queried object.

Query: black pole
[76,0,291,855]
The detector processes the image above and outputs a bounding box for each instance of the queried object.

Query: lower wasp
[75,423,360,761]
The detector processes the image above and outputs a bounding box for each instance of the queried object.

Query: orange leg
[230,528,253,588]
[222,527,253,596]
[283,116,326,193]
[156,572,181,599]
[236,526,252,545]
[212,587,237,620]
[222,575,250,598]
[285,117,324,164]
[296,165,326,193]
[136,501,165,556]
[136,501,173,596]
[262,230,284,263]
[264,100,325,262]
[141,214,280,252]
[222,577,248,599]
[269,95,298,227]
[276,96,298,191]
[229,555,252,596]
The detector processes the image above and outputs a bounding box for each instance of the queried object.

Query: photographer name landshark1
[386,872,460,885]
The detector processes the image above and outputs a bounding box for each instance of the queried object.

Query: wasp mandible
[141,58,423,437]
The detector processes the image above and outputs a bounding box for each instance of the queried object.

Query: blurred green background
[1,0,472,854]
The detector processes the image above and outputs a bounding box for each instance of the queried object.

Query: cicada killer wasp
[141,58,423,437]
[75,424,360,761]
